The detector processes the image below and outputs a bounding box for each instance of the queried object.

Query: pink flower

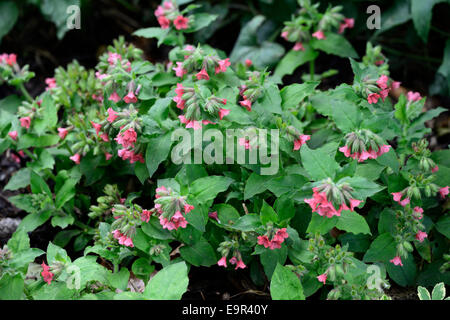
[217,256,227,267]
[245,59,253,67]
[415,231,428,243]
[20,117,31,129]
[107,108,118,123]
[258,235,271,248]
[45,78,57,90]
[293,135,310,151]
[174,15,189,30]
[367,93,380,104]
[239,99,252,111]
[390,256,403,266]
[154,5,165,17]
[391,192,403,202]
[123,91,138,104]
[115,128,137,148]
[339,145,351,157]
[157,16,170,29]
[349,199,362,211]
[141,210,151,223]
[175,83,184,97]
[391,81,401,89]
[304,189,343,218]
[173,62,187,78]
[400,197,410,207]
[312,30,326,40]
[196,68,210,80]
[229,257,237,265]
[163,1,174,10]
[108,91,121,103]
[407,91,421,102]
[317,273,327,284]
[208,211,220,222]
[413,206,424,220]
[338,18,354,33]
[107,52,122,65]
[439,186,449,198]
[69,153,81,164]
[100,133,109,142]
[184,204,194,213]
[376,75,389,89]
[239,138,251,150]
[41,263,54,285]
[8,131,18,140]
[379,89,389,101]
[218,108,230,120]
[375,60,384,66]
[96,72,108,80]
[432,166,439,173]
[281,31,289,40]
[215,58,231,74]
[235,259,246,270]
[91,121,102,135]
[293,42,305,51]
[58,128,68,140]
[105,152,113,160]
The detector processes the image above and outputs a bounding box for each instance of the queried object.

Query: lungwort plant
[0,0,448,300]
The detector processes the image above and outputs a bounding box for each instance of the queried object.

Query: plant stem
[19,83,33,103]
[310,59,315,81]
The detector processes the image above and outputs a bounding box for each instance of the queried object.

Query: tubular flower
[153,186,193,231]
[41,262,54,285]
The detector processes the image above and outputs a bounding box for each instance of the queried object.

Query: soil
[1,0,448,300]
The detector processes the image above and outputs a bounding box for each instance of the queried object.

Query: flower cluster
[217,240,246,270]
[257,228,289,250]
[238,71,267,111]
[362,74,400,104]
[339,130,391,162]
[280,3,353,51]
[174,83,229,130]
[0,53,17,67]
[155,1,190,30]
[285,125,310,151]
[171,45,231,80]
[153,186,193,231]
[41,262,54,285]
[304,180,362,218]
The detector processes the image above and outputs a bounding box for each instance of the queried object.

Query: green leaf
[55,178,79,209]
[145,132,173,178]
[17,210,52,233]
[7,229,30,253]
[274,47,319,80]
[4,168,31,191]
[72,256,110,288]
[184,13,218,33]
[431,282,446,300]
[51,214,75,229]
[336,211,371,235]
[280,81,320,110]
[244,173,274,200]
[143,261,189,300]
[337,176,385,200]
[260,245,288,279]
[141,216,174,240]
[0,1,18,43]
[47,242,70,264]
[17,134,59,150]
[417,286,431,300]
[373,0,411,38]
[363,233,397,263]
[310,32,358,58]
[306,214,337,235]
[300,144,340,181]
[189,176,233,203]
[42,94,58,128]
[108,268,130,291]
[266,174,308,197]
[30,171,52,196]
[270,264,305,300]
[435,215,450,239]
[0,274,24,300]
[230,214,261,232]
[230,15,285,69]
[386,252,417,287]
[179,238,217,267]
[260,200,278,225]
[411,0,446,43]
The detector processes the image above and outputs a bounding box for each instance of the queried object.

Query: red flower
[107,108,118,123]
[123,91,138,104]
[157,16,170,29]
[174,15,189,30]
[58,128,69,140]
[196,68,210,80]
[41,262,54,285]
[20,117,31,129]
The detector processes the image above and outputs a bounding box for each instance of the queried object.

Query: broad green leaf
[4,168,31,191]
[336,211,371,235]
[363,233,396,263]
[0,274,24,300]
[431,282,446,300]
[306,214,337,235]
[386,252,417,287]
[300,144,340,181]
[244,173,274,200]
[108,268,130,291]
[411,0,446,42]
[17,210,52,233]
[270,264,305,300]
[144,261,189,300]
[146,132,173,178]
[435,215,450,239]
[310,32,358,58]
[274,47,319,80]
[230,214,261,232]
[260,200,278,225]
[189,176,233,203]
[280,81,320,110]
[0,1,18,43]
[417,286,431,300]
[179,238,217,267]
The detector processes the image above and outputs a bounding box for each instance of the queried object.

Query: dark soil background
[0,0,448,300]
